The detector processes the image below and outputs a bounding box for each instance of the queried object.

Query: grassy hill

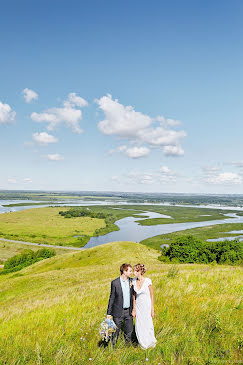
[0,241,242,364]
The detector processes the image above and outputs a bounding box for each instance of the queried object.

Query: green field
[0,239,73,265]
[141,223,243,251]
[0,205,242,250]
[2,202,58,207]
[0,241,242,364]
[0,207,106,246]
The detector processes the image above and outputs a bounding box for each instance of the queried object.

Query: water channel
[1,200,243,249]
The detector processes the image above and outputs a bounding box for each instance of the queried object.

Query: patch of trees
[59,208,110,219]
[1,248,56,274]
[159,235,243,265]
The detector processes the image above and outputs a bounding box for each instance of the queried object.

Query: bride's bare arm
[149,284,155,318]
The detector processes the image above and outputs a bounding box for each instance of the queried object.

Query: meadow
[0,241,242,364]
[0,239,73,265]
[141,222,243,251]
[0,207,106,247]
[0,205,240,250]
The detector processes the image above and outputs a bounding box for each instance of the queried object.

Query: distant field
[2,202,57,207]
[0,239,71,263]
[0,205,242,250]
[141,222,243,250]
[130,205,242,225]
[0,207,106,247]
[0,241,242,364]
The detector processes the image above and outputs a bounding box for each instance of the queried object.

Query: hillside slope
[0,241,242,364]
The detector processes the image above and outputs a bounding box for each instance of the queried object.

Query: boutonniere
[129,280,133,288]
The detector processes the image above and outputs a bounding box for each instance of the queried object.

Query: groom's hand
[107,315,112,319]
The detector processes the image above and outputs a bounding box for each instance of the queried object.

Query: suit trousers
[112,308,133,345]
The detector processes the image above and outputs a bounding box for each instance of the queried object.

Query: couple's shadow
[98,323,138,348]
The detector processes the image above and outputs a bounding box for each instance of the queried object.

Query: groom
[107,263,134,345]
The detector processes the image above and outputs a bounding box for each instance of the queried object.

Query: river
[1,199,243,249]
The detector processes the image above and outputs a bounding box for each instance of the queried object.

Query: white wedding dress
[133,277,157,349]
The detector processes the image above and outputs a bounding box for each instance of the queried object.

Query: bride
[132,263,157,349]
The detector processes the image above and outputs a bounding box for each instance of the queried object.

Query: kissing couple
[107,263,157,350]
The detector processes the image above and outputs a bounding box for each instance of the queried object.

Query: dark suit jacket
[107,277,134,317]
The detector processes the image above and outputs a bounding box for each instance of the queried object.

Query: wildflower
[146,359,149,362]
[89,359,92,361]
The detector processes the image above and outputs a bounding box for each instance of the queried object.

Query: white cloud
[8,178,17,184]
[63,92,88,108]
[97,94,151,137]
[124,165,179,185]
[31,93,88,134]
[32,132,58,145]
[109,145,150,158]
[125,146,150,158]
[96,94,186,157]
[127,172,155,185]
[0,101,16,124]
[22,88,38,103]
[159,166,171,173]
[201,166,242,185]
[46,154,64,161]
[156,115,182,127]
[23,178,32,184]
[205,172,242,185]
[163,145,184,156]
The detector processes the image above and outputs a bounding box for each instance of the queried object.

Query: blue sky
[1,0,243,193]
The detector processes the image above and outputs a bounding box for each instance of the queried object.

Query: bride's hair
[133,263,146,275]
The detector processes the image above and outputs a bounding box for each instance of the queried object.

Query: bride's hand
[132,309,136,318]
[151,309,155,318]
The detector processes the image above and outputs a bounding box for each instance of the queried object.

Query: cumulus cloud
[22,88,38,103]
[205,172,242,185]
[31,93,88,134]
[163,145,184,156]
[125,146,150,158]
[32,132,58,145]
[109,145,150,158]
[96,94,186,158]
[156,115,182,127]
[63,92,88,108]
[0,101,16,124]
[201,166,242,185]
[46,154,64,161]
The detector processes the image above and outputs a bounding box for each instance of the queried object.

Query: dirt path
[0,238,84,251]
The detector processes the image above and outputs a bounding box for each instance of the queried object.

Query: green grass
[1,204,242,251]
[0,206,147,248]
[141,222,243,251]
[0,207,106,247]
[0,239,73,265]
[0,241,242,364]
[132,205,243,225]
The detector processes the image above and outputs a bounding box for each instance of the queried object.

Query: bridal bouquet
[99,318,117,342]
